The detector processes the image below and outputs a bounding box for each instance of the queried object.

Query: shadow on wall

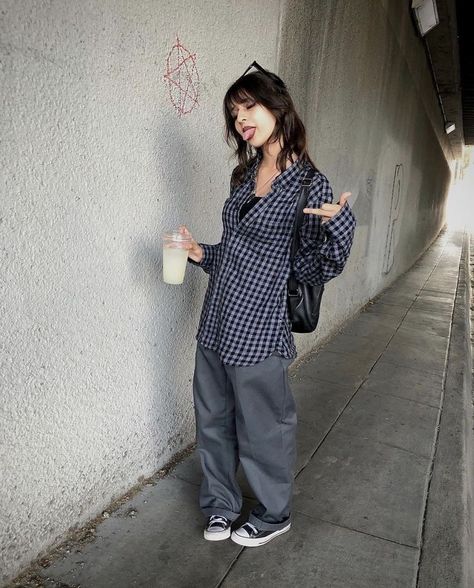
[128,117,204,467]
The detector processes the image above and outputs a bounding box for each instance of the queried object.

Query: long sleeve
[292,174,356,286]
[187,242,221,275]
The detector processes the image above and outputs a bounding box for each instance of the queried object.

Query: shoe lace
[242,522,259,535]
[208,515,229,528]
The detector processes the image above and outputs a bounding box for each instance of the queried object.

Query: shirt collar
[247,150,306,188]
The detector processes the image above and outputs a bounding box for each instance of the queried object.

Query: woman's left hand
[303,192,352,224]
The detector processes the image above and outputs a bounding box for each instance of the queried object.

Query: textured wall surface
[0,0,454,581]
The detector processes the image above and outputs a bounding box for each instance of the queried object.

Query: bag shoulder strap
[289,166,317,262]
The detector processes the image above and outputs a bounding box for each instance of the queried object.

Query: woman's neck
[260,140,281,168]
[260,141,297,171]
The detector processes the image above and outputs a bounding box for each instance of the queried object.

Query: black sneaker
[204,515,232,541]
[231,521,291,547]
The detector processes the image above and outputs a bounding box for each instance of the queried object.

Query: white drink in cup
[162,230,192,284]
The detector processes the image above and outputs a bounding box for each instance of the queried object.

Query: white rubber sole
[204,527,231,541]
[230,523,291,547]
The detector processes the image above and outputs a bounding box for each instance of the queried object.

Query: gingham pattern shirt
[189,152,356,366]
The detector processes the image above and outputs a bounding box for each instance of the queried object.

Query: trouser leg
[192,343,241,521]
[227,352,297,531]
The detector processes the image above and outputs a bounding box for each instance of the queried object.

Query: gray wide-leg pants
[192,342,297,531]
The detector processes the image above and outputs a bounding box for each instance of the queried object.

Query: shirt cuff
[187,243,216,274]
[321,202,356,240]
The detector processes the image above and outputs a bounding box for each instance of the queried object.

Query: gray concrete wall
[0,0,455,582]
[278,0,453,350]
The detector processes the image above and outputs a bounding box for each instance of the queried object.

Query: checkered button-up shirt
[189,152,356,366]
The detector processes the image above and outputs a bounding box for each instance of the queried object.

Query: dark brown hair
[223,67,319,188]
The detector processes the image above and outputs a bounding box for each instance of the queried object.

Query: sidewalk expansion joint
[356,388,441,409]
[295,246,451,479]
[292,509,418,550]
[369,438,433,460]
[214,546,245,588]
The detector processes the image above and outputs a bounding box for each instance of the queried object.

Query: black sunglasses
[240,61,287,89]
[241,61,269,77]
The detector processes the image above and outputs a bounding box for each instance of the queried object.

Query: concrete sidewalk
[10,228,472,588]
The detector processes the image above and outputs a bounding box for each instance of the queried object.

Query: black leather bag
[287,168,324,333]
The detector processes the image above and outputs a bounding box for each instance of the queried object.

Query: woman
[181,62,356,547]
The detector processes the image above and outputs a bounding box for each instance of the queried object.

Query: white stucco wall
[0,0,454,582]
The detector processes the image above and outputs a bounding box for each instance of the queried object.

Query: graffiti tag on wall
[163,36,200,117]
[382,164,403,274]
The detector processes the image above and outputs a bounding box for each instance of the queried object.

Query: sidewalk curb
[416,230,474,587]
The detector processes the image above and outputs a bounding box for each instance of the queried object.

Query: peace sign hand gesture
[303,192,352,224]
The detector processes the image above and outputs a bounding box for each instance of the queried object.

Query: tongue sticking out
[243,127,256,141]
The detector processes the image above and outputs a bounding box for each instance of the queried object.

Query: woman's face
[231,99,277,148]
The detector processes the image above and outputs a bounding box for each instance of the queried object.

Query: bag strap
[288,166,316,295]
[290,166,316,259]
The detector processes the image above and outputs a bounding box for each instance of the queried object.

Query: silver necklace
[253,168,280,197]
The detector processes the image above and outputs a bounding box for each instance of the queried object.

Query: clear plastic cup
[162,230,192,284]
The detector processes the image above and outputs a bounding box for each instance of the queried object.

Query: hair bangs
[224,72,272,115]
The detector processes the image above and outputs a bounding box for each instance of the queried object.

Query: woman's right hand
[179,225,204,263]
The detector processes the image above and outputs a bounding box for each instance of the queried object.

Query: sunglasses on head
[240,61,287,89]
[241,61,269,77]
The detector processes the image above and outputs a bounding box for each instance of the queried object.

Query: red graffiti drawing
[163,36,200,117]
